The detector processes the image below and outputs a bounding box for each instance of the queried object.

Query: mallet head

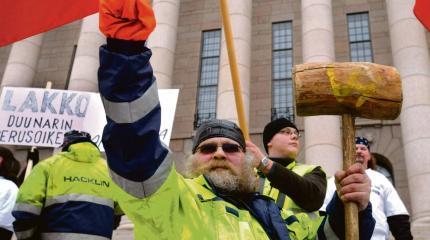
[293,62,402,120]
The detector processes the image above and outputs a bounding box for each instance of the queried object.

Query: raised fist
[99,0,156,41]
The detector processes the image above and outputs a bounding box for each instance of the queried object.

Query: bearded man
[98,0,375,239]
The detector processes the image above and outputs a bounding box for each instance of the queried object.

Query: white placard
[0,87,179,150]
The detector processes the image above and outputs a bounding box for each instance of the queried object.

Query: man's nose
[212,146,226,158]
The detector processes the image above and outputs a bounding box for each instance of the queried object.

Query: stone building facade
[1,0,429,238]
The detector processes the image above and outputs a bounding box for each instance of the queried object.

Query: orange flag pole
[219,0,250,140]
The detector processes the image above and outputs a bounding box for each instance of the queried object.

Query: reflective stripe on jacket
[260,162,323,239]
[13,142,122,240]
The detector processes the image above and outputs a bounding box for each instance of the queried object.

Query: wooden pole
[24,81,52,179]
[219,0,249,140]
[342,114,359,240]
[24,146,37,179]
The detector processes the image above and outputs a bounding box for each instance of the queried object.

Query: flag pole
[24,81,52,179]
[219,0,250,140]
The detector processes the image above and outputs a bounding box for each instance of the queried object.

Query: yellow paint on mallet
[327,66,378,107]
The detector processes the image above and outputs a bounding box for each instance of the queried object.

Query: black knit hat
[61,130,97,151]
[355,136,370,150]
[192,119,246,153]
[263,118,299,153]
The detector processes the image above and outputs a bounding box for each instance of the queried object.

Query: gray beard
[186,152,258,194]
[205,169,241,193]
[205,165,257,194]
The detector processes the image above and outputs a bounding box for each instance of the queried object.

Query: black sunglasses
[197,143,243,154]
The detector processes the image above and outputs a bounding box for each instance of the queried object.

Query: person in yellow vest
[12,130,123,240]
[96,0,375,239]
[246,118,326,239]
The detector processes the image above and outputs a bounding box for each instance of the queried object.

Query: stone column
[1,35,43,87]
[301,0,342,176]
[217,0,252,123]
[67,14,104,92]
[147,0,180,89]
[0,35,44,182]
[386,0,430,237]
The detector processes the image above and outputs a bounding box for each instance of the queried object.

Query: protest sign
[0,87,179,150]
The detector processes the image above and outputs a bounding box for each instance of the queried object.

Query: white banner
[0,87,179,150]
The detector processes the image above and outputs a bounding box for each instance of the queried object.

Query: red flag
[414,0,430,31]
[0,0,98,47]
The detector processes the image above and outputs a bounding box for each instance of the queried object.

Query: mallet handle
[342,114,359,240]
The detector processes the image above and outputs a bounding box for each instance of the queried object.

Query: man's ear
[267,141,273,150]
[0,156,3,166]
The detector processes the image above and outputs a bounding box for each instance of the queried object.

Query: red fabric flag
[414,0,430,31]
[0,0,98,47]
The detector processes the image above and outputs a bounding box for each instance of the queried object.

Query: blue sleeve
[318,193,375,240]
[12,163,47,240]
[98,41,172,199]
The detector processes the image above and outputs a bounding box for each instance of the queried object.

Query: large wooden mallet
[292,62,402,239]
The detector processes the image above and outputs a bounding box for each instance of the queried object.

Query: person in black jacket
[246,118,326,238]
[248,118,326,211]
[247,118,376,239]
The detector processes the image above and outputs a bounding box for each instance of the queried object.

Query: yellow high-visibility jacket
[13,142,122,240]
